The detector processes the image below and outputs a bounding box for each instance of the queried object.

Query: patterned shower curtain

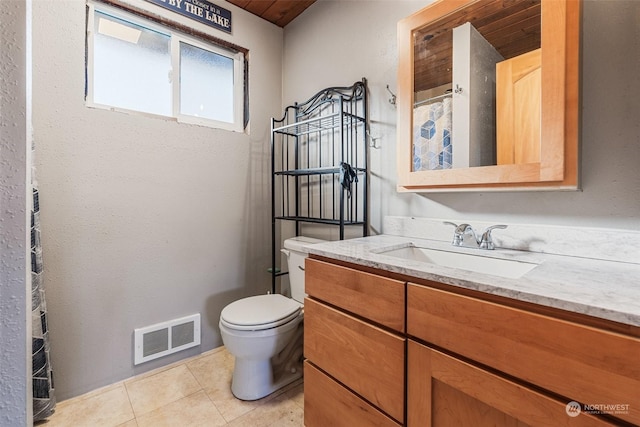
[31,152,56,420]
[413,97,453,171]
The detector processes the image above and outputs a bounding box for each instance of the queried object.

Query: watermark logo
[566,401,630,417]
[566,401,581,417]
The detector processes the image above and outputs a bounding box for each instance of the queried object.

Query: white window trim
[86,1,245,132]
[171,36,244,131]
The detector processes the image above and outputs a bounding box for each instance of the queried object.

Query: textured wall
[32,0,283,400]
[283,0,640,232]
[0,0,31,425]
[22,0,640,407]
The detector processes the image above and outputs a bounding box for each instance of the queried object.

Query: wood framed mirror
[396,0,580,191]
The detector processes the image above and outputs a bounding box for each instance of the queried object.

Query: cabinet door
[304,361,400,427]
[407,284,640,425]
[304,298,405,423]
[407,341,615,427]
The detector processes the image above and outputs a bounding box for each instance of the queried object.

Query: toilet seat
[220,294,302,331]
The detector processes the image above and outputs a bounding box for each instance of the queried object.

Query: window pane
[180,42,234,123]
[93,11,171,116]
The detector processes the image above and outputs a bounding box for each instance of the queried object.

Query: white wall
[0,0,32,424]
[23,0,640,406]
[284,0,640,233]
[32,0,283,400]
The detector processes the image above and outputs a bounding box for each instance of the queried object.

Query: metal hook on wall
[386,85,397,106]
[366,130,381,149]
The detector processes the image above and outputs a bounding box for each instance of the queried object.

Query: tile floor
[37,347,304,427]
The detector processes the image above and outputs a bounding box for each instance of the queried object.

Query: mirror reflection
[412,0,541,172]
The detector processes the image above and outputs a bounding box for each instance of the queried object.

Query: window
[86,3,245,132]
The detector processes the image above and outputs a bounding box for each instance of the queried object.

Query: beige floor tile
[226,394,304,427]
[266,384,305,427]
[44,384,134,427]
[42,346,305,426]
[281,382,304,409]
[187,349,258,422]
[188,349,301,423]
[186,347,235,389]
[267,408,304,427]
[54,381,125,406]
[116,419,139,427]
[125,364,202,417]
[200,379,261,421]
[136,390,226,427]
[128,346,226,384]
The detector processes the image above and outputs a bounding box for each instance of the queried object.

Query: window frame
[86,1,246,132]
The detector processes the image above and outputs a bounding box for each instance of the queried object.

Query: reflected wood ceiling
[226,0,317,27]
[414,0,541,93]
[226,0,539,92]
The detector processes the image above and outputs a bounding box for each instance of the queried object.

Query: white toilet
[219,236,325,401]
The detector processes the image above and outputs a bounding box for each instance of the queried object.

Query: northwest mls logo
[566,401,581,417]
[566,401,630,417]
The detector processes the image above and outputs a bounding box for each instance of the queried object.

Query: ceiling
[414,0,541,92]
[226,0,317,27]
[226,0,540,90]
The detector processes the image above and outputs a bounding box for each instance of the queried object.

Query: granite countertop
[307,234,640,327]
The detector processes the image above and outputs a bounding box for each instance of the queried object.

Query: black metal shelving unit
[270,79,369,293]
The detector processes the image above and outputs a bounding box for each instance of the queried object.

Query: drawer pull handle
[298,266,305,271]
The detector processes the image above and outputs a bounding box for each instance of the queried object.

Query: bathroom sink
[376,245,538,279]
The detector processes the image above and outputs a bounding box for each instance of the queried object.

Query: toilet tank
[282,236,326,303]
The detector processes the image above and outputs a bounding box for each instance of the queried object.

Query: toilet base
[230,321,304,401]
[231,358,303,401]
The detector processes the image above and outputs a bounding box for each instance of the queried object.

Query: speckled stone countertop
[307,234,640,327]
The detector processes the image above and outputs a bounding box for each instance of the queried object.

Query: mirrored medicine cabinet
[396,0,580,192]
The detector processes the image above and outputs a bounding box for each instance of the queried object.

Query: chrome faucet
[446,223,478,247]
[444,222,507,250]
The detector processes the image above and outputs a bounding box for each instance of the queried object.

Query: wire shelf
[270,79,369,293]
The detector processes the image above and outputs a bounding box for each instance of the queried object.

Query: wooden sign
[146,0,232,33]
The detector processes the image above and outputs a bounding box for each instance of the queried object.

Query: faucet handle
[442,221,462,246]
[479,225,508,250]
[443,222,462,245]
[444,221,474,234]
[443,221,475,246]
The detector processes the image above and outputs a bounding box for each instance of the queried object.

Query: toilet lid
[220,294,302,331]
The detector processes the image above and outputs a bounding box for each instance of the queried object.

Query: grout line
[202,387,228,426]
[121,380,137,426]
[122,380,137,423]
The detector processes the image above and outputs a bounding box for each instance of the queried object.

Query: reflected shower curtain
[413,97,452,171]
[32,148,56,420]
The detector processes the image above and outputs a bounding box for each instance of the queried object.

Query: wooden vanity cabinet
[303,258,406,426]
[304,256,639,426]
[407,284,640,426]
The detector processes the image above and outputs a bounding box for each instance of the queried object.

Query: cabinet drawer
[304,361,401,427]
[304,298,405,423]
[408,284,640,425]
[306,258,405,332]
[408,341,616,426]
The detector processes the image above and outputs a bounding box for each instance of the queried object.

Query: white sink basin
[377,246,538,279]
